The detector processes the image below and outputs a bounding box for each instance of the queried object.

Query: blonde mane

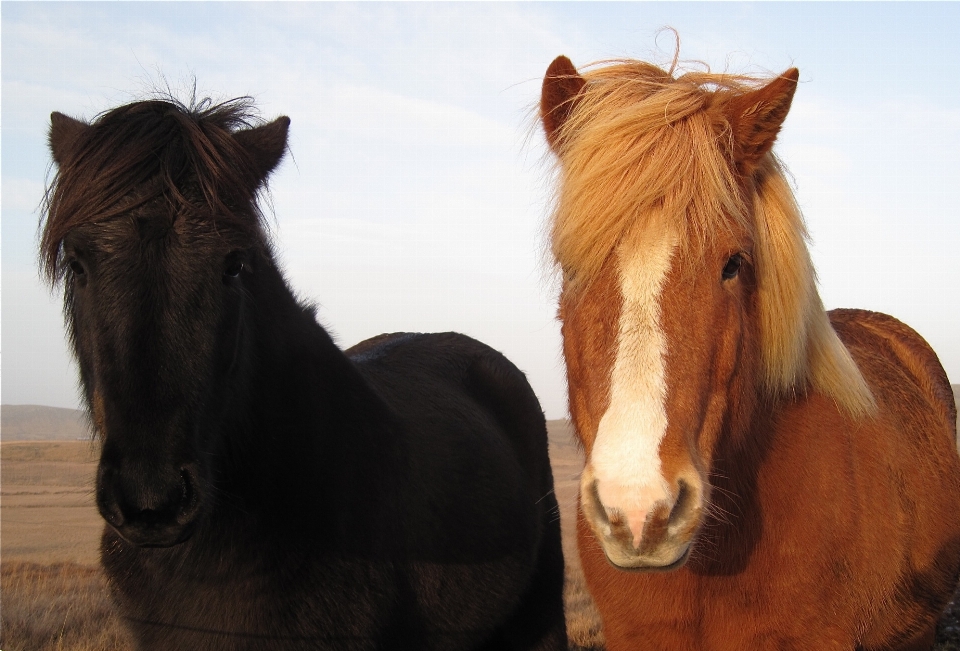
[549,59,875,417]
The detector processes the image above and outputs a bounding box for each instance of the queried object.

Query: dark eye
[69,260,85,275]
[223,253,246,279]
[721,254,743,280]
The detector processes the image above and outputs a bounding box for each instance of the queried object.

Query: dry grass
[0,561,128,651]
[549,422,606,650]
[563,569,605,650]
[1,441,102,566]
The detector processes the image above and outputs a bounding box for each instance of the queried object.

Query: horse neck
[216,259,403,538]
[693,381,783,573]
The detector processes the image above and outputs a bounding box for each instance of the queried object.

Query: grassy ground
[1,562,128,651]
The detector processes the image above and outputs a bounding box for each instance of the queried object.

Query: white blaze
[588,231,677,547]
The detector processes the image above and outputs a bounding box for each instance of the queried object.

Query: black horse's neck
[212,254,402,551]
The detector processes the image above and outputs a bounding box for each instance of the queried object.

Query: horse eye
[69,260,86,276]
[223,260,244,278]
[721,254,743,280]
[223,260,243,278]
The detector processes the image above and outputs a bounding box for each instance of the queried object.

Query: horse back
[345,331,552,488]
[345,332,554,553]
[830,308,957,442]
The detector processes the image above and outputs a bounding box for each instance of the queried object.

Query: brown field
[3,416,959,651]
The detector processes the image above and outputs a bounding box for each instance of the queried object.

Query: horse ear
[722,68,799,175]
[49,112,89,166]
[234,116,290,187]
[541,55,586,152]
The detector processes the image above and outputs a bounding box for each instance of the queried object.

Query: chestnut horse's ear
[234,116,290,187]
[541,55,586,152]
[49,112,89,166]
[722,68,799,175]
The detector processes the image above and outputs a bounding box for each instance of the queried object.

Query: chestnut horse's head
[42,99,289,547]
[541,56,875,570]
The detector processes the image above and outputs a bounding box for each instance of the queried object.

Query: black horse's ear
[49,112,89,166]
[235,116,290,187]
[541,55,586,152]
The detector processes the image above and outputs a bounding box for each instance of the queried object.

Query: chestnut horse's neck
[692,389,778,575]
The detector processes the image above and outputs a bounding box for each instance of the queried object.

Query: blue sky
[3,2,959,419]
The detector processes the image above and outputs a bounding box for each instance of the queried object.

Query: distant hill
[2,388,957,443]
[1,405,92,441]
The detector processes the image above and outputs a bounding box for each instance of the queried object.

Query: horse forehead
[92,213,222,261]
[562,229,680,379]
[616,230,679,313]
[82,222,218,312]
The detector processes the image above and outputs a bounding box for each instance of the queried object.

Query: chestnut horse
[41,97,567,650]
[540,55,960,650]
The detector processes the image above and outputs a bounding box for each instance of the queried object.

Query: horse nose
[580,465,704,569]
[97,461,202,547]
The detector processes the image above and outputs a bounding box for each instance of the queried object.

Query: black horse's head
[42,99,289,547]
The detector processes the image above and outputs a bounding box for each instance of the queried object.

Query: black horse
[42,98,567,650]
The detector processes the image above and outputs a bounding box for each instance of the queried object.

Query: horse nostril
[672,480,690,518]
[96,465,126,527]
[180,470,191,504]
[177,466,201,524]
[667,479,701,536]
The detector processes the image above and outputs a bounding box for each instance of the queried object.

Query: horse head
[541,56,872,570]
[44,100,289,547]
